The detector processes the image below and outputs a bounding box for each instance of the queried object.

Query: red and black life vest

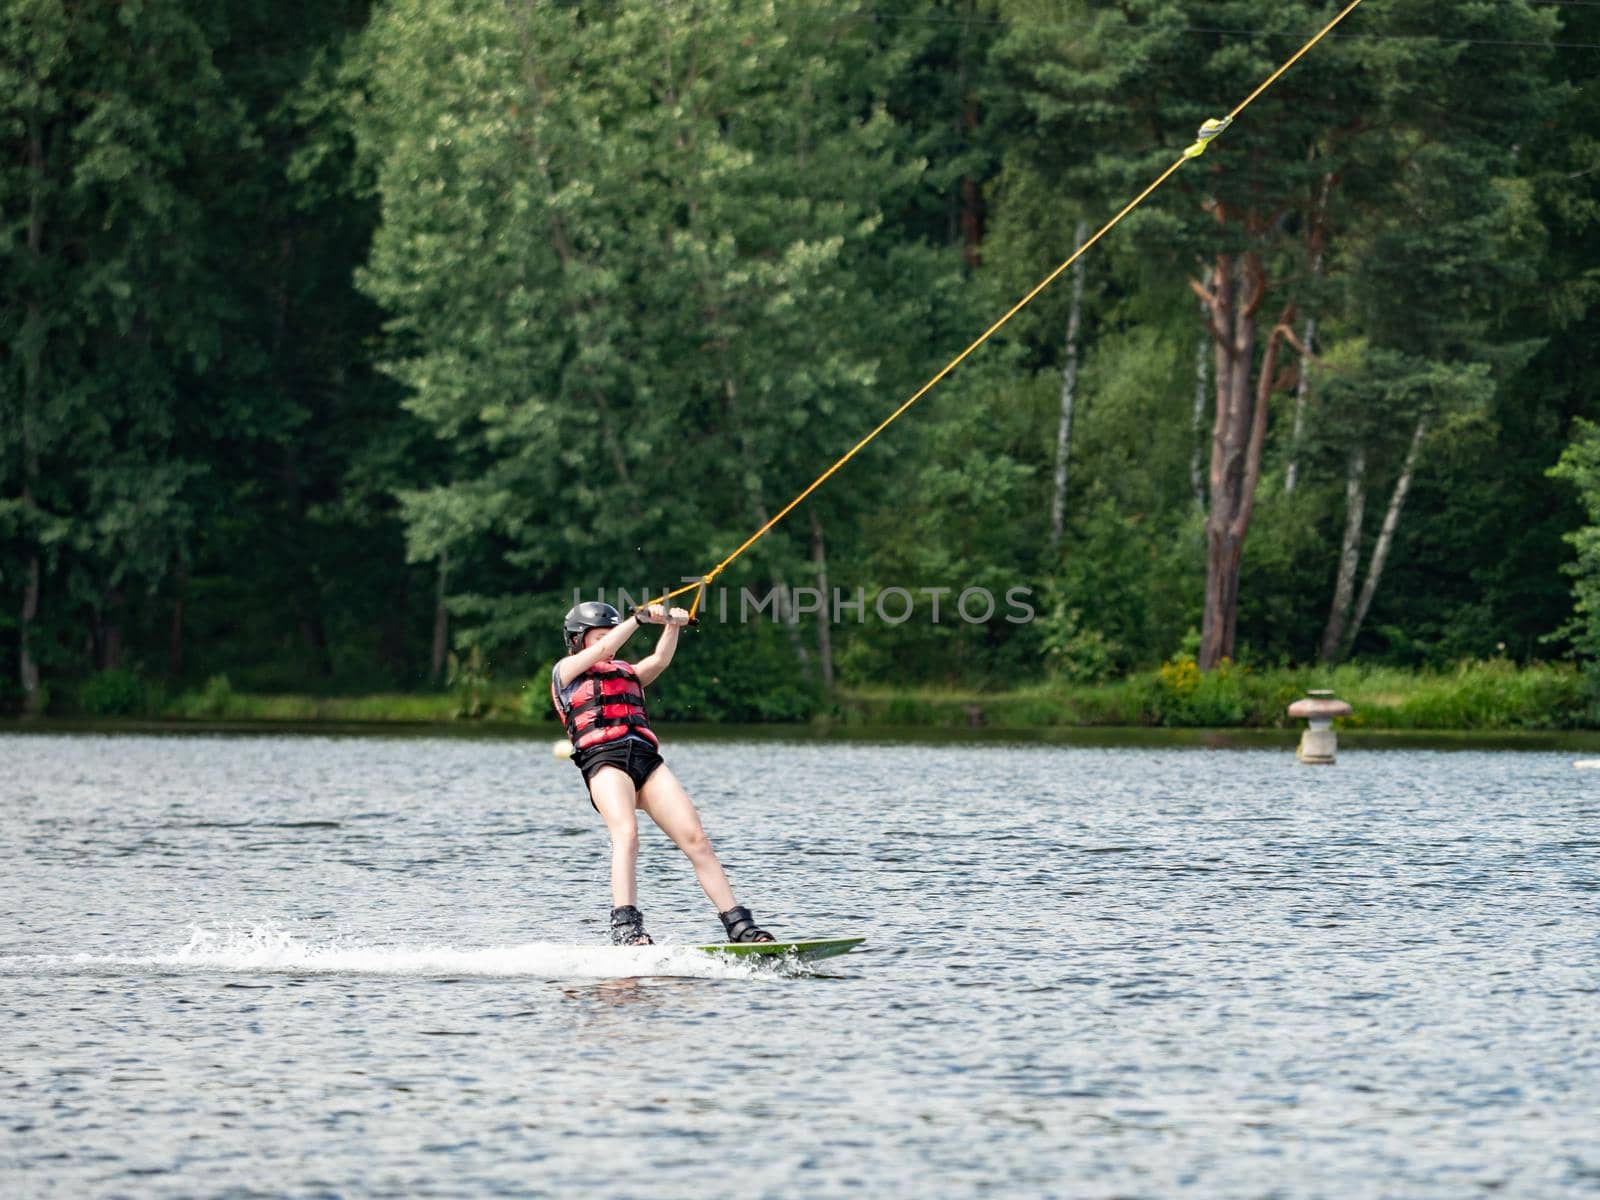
[551,659,659,753]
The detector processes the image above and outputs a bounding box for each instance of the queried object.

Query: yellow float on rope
[1183,116,1233,159]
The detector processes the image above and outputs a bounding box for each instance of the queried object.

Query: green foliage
[162,686,462,723]
[835,660,1582,732]
[1036,599,1118,684]
[645,623,823,723]
[1,0,247,709]
[1548,419,1600,666]
[1,0,417,711]
[1154,654,1244,727]
[991,0,1561,670]
[830,363,1044,687]
[446,645,490,720]
[116,661,1597,734]
[354,0,961,686]
[1334,660,1587,731]
[167,674,240,720]
[77,668,147,717]
[199,674,235,718]
[3,1,1598,726]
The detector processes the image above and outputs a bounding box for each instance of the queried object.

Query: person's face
[583,627,612,656]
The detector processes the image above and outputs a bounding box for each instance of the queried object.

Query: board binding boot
[718,904,775,944]
[610,905,653,946]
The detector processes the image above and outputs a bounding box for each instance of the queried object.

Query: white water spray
[3,922,782,981]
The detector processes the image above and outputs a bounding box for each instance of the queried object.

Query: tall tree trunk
[1284,313,1316,495]
[280,443,332,679]
[20,551,41,715]
[1319,447,1367,662]
[773,569,811,671]
[1196,252,1293,669]
[954,5,983,263]
[1285,173,1332,495]
[1049,219,1089,549]
[810,510,834,691]
[20,129,45,715]
[1191,285,1211,512]
[1345,417,1427,655]
[298,600,332,679]
[379,568,409,681]
[99,587,125,671]
[289,554,332,678]
[958,179,983,266]
[168,560,188,682]
[430,551,451,684]
[732,384,810,672]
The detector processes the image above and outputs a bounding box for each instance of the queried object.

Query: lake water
[2,732,1597,1197]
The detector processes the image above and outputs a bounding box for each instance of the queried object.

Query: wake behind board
[695,936,864,962]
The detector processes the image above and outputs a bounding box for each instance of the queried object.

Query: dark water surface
[2,733,1597,1197]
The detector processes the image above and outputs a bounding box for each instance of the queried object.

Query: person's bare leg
[636,765,736,912]
[588,768,640,909]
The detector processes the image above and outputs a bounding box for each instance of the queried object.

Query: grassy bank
[835,659,1594,732]
[43,657,1598,733]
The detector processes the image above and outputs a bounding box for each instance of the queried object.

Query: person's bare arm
[633,606,690,686]
[555,615,642,687]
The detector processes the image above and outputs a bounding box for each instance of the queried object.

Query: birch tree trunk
[1284,313,1316,494]
[1345,417,1427,655]
[1319,447,1367,662]
[1049,219,1089,549]
[1285,174,1332,495]
[1196,251,1294,669]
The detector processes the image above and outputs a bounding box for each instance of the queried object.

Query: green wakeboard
[695,936,864,962]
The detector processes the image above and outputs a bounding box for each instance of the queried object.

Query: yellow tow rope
[648,0,1367,621]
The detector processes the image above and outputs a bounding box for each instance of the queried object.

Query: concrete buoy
[552,739,575,760]
[1287,690,1352,764]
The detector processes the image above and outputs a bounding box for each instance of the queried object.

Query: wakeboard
[695,936,864,962]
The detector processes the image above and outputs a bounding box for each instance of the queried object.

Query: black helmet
[563,601,622,652]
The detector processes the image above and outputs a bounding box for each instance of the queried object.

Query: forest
[3,0,1599,723]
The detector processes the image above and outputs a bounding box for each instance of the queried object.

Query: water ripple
[2,734,1598,1197]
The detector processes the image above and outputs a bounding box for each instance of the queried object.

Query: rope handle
[631,605,699,629]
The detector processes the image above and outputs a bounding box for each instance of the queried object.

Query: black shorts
[577,736,664,798]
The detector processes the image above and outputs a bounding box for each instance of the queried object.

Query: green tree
[1549,421,1600,668]
[1,0,245,711]
[1388,0,1600,667]
[187,0,416,691]
[355,0,960,694]
[991,0,1557,669]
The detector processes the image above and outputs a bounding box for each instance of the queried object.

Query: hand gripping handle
[632,606,699,628]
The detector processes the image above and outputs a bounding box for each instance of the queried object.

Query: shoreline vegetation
[28,658,1596,736]
[8,5,1597,728]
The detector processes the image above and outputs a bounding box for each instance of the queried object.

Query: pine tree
[991,0,1557,668]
